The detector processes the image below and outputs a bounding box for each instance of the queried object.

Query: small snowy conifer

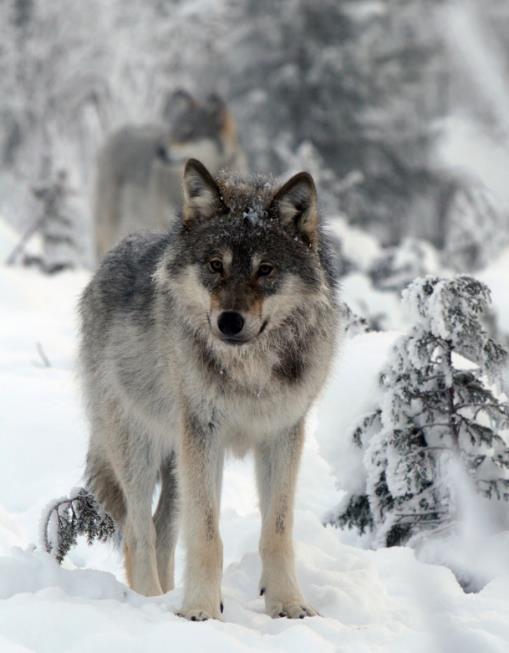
[330,276,509,546]
[31,169,79,274]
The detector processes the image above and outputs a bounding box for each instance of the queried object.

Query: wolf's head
[161,92,239,171]
[160,159,334,349]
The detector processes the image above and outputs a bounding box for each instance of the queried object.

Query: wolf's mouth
[220,336,249,346]
[209,317,269,345]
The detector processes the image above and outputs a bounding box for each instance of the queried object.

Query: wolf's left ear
[270,172,318,246]
[182,158,225,223]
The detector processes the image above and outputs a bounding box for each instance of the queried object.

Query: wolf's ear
[207,93,225,113]
[162,89,196,124]
[182,159,224,223]
[207,94,227,127]
[270,172,318,246]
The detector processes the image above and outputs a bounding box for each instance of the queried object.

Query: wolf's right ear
[182,159,224,224]
[269,171,318,246]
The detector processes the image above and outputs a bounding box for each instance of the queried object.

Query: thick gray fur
[80,161,339,620]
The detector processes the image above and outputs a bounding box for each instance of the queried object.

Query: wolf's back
[93,126,176,261]
[80,232,171,523]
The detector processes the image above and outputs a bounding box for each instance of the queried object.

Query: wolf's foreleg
[178,409,224,620]
[255,420,317,618]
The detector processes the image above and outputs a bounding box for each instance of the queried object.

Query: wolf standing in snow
[80,159,339,620]
[93,92,247,262]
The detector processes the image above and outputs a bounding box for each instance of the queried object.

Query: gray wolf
[93,92,247,261]
[80,158,339,620]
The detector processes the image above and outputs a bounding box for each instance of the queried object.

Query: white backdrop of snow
[0,262,509,652]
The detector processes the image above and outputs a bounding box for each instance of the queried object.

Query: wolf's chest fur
[167,321,331,456]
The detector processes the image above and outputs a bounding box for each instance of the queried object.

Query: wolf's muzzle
[217,311,245,337]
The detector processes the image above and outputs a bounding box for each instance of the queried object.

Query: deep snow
[1,263,509,652]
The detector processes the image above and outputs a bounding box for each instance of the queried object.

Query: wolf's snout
[217,311,245,337]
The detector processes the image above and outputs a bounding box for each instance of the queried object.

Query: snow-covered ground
[1,264,509,652]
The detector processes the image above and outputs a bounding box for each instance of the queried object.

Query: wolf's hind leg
[85,453,126,526]
[112,425,162,597]
[255,420,317,619]
[154,452,178,593]
[122,474,162,596]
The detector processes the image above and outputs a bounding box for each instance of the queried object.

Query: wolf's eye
[209,259,224,274]
[257,263,273,277]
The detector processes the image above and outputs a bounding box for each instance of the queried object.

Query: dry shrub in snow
[41,488,116,564]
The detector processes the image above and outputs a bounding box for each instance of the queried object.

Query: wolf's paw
[177,603,223,621]
[267,599,318,619]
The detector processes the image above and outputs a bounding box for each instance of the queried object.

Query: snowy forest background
[3,0,509,260]
[1,1,509,651]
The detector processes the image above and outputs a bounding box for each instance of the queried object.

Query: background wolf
[93,92,247,261]
[80,158,339,620]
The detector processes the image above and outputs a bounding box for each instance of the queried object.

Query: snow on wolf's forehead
[180,171,304,251]
[215,172,277,220]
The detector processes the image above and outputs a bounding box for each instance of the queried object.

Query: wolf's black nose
[218,311,245,336]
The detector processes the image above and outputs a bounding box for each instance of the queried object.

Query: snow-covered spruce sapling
[41,488,116,563]
[329,276,509,546]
